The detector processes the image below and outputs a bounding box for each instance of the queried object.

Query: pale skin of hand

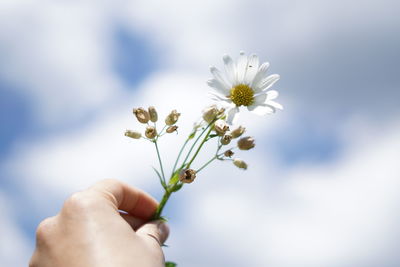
[30,179,169,267]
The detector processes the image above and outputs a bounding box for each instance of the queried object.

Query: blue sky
[1,0,400,266]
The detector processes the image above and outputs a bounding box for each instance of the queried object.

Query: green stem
[186,126,213,168]
[154,141,166,182]
[171,138,190,177]
[182,122,213,166]
[196,155,217,173]
[152,189,172,220]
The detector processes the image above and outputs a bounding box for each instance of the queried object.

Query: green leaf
[152,166,166,188]
[165,262,177,267]
[171,182,183,192]
[188,131,196,139]
[168,171,180,186]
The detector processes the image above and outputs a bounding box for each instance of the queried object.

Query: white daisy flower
[207,51,283,124]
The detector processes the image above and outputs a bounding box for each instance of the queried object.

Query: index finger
[89,179,158,220]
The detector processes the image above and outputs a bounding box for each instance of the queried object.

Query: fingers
[119,212,146,230]
[136,221,169,246]
[89,179,158,220]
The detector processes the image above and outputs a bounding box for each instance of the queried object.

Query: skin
[30,179,169,267]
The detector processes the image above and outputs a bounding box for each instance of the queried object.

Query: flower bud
[179,169,197,183]
[230,126,246,138]
[233,158,248,170]
[220,134,232,145]
[224,149,234,157]
[125,130,142,139]
[166,125,178,133]
[165,110,181,125]
[237,136,255,150]
[148,106,158,122]
[145,126,157,139]
[202,105,219,123]
[133,107,150,124]
[214,119,229,135]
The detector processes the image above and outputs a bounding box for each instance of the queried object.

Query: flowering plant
[125,52,282,266]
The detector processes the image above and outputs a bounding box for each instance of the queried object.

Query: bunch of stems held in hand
[125,105,255,220]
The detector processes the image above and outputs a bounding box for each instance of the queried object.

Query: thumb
[136,221,169,246]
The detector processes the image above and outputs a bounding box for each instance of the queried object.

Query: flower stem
[154,141,166,183]
[186,126,213,168]
[196,155,217,173]
[171,138,190,177]
[152,189,172,220]
[182,122,213,166]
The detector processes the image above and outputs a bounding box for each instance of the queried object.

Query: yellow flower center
[229,84,254,107]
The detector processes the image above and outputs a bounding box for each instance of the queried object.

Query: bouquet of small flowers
[125,51,282,266]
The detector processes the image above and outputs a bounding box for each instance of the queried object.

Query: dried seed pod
[230,126,246,138]
[202,105,219,123]
[220,134,232,145]
[214,119,229,135]
[237,136,255,150]
[224,149,234,157]
[166,125,178,133]
[233,158,248,170]
[179,169,197,183]
[148,106,158,122]
[125,130,142,139]
[165,110,181,125]
[145,126,157,139]
[133,107,150,124]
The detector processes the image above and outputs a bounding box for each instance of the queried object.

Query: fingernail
[157,221,170,242]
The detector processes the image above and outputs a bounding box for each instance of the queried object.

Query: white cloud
[1,0,400,266]
[0,192,32,267]
[0,1,123,126]
[169,120,400,266]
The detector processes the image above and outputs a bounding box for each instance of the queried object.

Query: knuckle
[36,217,56,242]
[63,191,99,213]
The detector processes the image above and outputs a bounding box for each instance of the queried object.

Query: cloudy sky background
[1,0,400,266]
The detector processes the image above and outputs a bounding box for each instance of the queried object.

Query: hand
[30,179,169,267]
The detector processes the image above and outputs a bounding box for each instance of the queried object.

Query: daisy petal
[265,100,283,110]
[210,66,231,90]
[256,74,280,92]
[207,78,230,95]
[236,51,248,83]
[253,93,267,105]
[226,106,240,124]
[244,54,260,85]
[208,91,230,102]
[251,62,270,91]
[266,90,279,100]
[223,54,237,85]
[247,104,276,115]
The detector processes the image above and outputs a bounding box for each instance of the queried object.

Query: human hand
[30,179,169,267]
